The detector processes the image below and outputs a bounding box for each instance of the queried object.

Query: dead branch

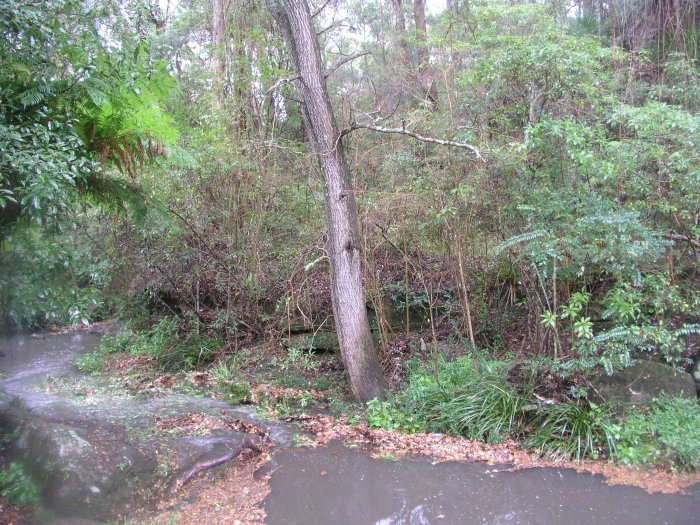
[171,437,262,493]
[266,75,301,94]
[664,232,700,249]
[340,118,482,159]
[325,52,371,78]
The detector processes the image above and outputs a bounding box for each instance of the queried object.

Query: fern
[19,84,55,108]
[495,230,549,255]
[675,324,700,337]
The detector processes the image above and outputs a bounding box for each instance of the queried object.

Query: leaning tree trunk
[267,0,387,402]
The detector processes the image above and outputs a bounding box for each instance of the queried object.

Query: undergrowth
[75,317,222,374]
[367,353,700,470]
[0,463,39,507]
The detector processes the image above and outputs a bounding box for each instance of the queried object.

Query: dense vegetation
[1,0,699,469]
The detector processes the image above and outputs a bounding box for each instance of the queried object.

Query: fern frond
[495,230,549,255]
[19,84,54,108]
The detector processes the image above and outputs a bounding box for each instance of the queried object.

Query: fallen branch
[340,121,483,159]
[172,437,262,492]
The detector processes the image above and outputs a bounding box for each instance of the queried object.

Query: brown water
[263,441,700,525]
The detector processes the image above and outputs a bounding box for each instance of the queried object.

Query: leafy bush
[609,397,700,471]
[366,399,421,432]
[0,463,39,506]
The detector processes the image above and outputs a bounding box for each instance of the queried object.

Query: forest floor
[91,342,700,525]
[92,345,700,496]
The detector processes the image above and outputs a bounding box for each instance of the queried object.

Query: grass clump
[383,355,532,444]
[74,333,130,374]
[527,401,613,460]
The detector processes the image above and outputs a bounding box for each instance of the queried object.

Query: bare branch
[341,120,483,159]
[311,0,331,19]
[664,232,700,249]
[266,75,301,94]
[325,52,371,78]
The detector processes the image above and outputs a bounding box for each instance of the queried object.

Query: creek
[0,332,698,524]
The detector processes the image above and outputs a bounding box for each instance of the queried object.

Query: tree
[211,0,227,109]
[267,0,387,402]
[413,0,438,106]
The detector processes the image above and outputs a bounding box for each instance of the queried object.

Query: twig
[167,206,235,277]
[266,75,301,94]
[311,0,331,18]
[664,232,700,249]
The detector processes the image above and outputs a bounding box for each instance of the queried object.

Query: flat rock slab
[0,333,290,522]
[593,360,696,406]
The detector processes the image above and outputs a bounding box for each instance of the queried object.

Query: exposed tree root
[172,438,262,493]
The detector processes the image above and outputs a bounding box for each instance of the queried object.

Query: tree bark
[212,0,227,109]
[267,0,387,402]
[413,0,438,107]
[390,0,410,66]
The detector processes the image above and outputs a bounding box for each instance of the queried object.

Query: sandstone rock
[593,361,696,406]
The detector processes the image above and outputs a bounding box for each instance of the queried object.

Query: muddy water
[263,441,700,525]
[0,332,292,521]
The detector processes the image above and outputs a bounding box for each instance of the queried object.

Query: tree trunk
[212,0,227,109]
[390,0,410,66]
[413,0,438,107]
[266,0,387,402]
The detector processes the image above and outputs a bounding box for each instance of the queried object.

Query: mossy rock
[593,361,696,407]
[286,332,339,352]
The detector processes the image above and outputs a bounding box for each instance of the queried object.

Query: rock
[592,361,697,406]
[0,402,156,520]
[285,332,339,352]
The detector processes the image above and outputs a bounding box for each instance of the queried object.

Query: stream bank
[1,332,699,524]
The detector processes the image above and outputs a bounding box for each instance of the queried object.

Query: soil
[132,451,270,525]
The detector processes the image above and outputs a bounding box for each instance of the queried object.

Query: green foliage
[527,401,613,461]
[77,318,222,373]
[366,399,421,433]
[0,225,108,328]
[74,333,129,374]
[0,0,177,242]
[609,397,700,471]
[392,356,530,443]
[0,463,39,507]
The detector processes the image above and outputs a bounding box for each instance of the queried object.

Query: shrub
[0,463,39,507]
[609,397,700,471]
[366,399,421,433]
